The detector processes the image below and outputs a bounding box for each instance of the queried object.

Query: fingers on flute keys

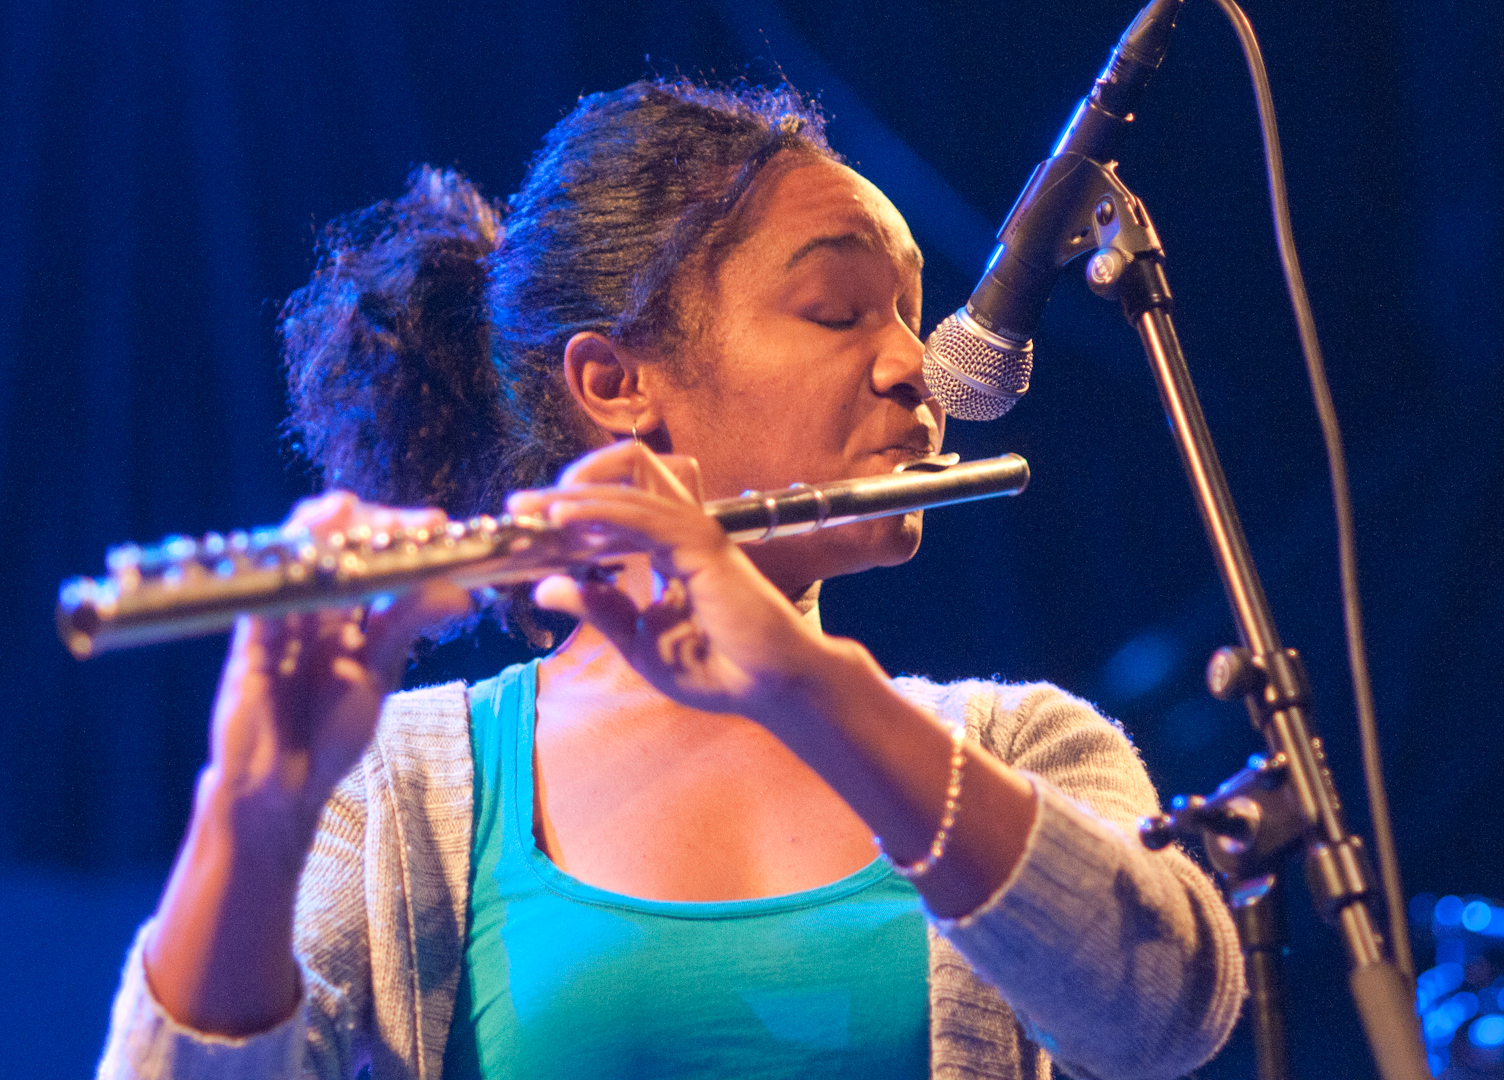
[264,493,468,686]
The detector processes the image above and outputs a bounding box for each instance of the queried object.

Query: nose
[870,314,929,410]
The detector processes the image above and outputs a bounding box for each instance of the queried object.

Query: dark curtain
[1,1,1499,1075]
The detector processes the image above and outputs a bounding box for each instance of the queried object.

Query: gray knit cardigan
[99,676,1243,1080]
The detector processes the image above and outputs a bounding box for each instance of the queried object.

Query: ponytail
[281,167,507,518]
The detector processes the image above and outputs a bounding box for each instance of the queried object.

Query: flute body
[57,454,1028,659]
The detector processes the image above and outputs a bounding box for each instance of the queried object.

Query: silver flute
[57,454,1028,659]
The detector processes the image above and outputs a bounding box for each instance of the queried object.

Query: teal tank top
[443,660,931,1079]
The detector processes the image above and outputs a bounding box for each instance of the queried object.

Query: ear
[561,332,662,442]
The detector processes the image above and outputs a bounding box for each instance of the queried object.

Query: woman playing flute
[100,79,1242,1080]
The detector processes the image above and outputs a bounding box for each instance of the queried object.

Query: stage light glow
[1102,631,1178,701]
[1423,992,1479,1045]
[1469,1014,1504,1049]
[1436,895,1465,926]
[1418,963,1465,1011]
[1464,901,1494,933]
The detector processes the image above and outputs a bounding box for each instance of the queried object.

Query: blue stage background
[1,0,1498,1075]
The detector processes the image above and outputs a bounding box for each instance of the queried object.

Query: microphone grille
[922,310,1033,422]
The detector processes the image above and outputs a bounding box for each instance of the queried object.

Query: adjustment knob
[1206,646,1264,701]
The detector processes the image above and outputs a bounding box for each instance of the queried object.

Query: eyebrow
[783,232,923,272]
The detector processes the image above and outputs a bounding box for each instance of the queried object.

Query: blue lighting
[1102,631,1178,701]
[1435,895,1465,926]
[1463,900,1494,933]
[1423,991,1478,1045]
[1418,963,1465,1012]
[1469,1014,1504,1049]
[1437,938,1467,967]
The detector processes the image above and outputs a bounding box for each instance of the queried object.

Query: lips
[878,430,941,460]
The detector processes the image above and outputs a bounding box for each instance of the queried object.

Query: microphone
[923,0,1185,421]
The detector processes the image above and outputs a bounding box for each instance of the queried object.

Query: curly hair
[282,167,506,513]
[281,79,837,644]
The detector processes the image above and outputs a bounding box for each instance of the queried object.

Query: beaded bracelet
[883,721,968,880]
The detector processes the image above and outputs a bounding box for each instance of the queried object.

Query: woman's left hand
[506,441,830,721]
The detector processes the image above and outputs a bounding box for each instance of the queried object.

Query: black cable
[1207,0,1414,981]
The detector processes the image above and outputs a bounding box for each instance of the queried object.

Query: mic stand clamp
[1142,660,1308,1080]
[1041,165,1431,1079]
[1142,748,1298,1080]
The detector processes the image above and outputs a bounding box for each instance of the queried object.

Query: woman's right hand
[143,492,470,1036]
[207,492,471,839]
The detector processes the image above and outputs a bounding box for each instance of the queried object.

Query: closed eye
[813,314,860,331]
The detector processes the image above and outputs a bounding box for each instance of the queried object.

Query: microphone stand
[1037,154,1428,1080]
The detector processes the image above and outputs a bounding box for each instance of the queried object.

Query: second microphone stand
[1043,153,1428,1080]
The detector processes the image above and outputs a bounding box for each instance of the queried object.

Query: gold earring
[631,420,642,445]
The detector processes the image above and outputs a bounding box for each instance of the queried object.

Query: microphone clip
[1080,166,1163,302]
[968,154,1167,345]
